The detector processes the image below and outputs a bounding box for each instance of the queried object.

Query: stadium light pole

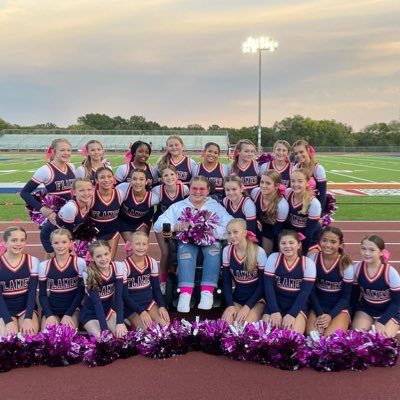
[242,36,278,152]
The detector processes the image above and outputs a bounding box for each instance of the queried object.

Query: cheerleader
[251,170,289,255]
[263,229,316,334]
[120,231,170,329]
[306,227,353,336]
[40,177,94,257]
[285,169,322,254]
[20,138,75,224]
[229,139,259,193]
[91,167,123,260]
[156,135,197,185]
[151,166,189,293]
[154,176,233,313]
[259,140,292,188]
[223,175,257,233]
[75,140,111,184]
[80,241,127,339]
[193,142,229,201]
[352,235,400,338]
[292,139,327,213]
[38,229,86,329]
[115,141,158,187]
[221,219,267,325]
[0,227,39,336]
[117,168,159,242]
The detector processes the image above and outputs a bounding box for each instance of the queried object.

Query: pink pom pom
[85,252,92,265]
[81,145,88,156]
[0,241,6,256]
[382,249,390,263]
[45,146,53,161]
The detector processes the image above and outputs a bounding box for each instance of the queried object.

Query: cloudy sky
[1,0,399,130]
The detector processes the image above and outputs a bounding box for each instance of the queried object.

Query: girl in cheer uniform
[306,227,353,336]
[151,166,189,293]
[38,229,86,329]
[91,167,124,260]
[263,229,316,334]
[0,227,39,336]
[221,219,267,326]
[352,235,400,338]
[115,141,158,188]
[80,241,127,339]
[259,140,292,188]
[292,139,327,213]
[229,139,259,193]
[75,140,111,184]
[285,169,322,254]
[194,142,229,201]
[251,170,289,255]
[120,231,170,329]
[40,177,94,257]
[223,175,257,233]
[20,138,75,224]
[117,168,159,242]
[156,135,197,185]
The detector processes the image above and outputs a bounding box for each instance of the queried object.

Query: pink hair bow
[297,232,306,241]
[69,240,75,252]
[247,231,258,243]
[0,241,6,256]
[81,145,88,156]
[125,150,133,164]
[382,249,390,263]
[124,241,132,255]
[232,149,238,159]
[200,149,206,158]
[45,146,53,161]
[309,145,315,159]
[278,184,286,195]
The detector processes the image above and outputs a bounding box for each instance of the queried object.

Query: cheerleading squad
[0,135,396,339]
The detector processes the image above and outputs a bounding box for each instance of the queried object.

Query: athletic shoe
[177,293,191,313]
[198,291,214,310]
[160,282,166,295]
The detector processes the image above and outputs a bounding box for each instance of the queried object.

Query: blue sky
[1,0,399,130]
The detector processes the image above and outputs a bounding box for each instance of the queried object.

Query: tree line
[1,114,399,147]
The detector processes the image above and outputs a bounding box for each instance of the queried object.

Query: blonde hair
[50,228,72,243]
[157,135,185,171]
[226,218,259,273]
[292,139,316,177]
[260,170,282,224]
[86,240,111,290]
[49,138,71,161]
[82,140,104,177]
[230,139,256,174]
[273,140,291,153]
[72,177,92,190]
[3,226,27,242]
[291,169,314,215]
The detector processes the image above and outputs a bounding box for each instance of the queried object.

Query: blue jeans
[177,241,222,288]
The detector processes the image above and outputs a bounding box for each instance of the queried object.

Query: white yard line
[327,171,376,182]
[323,159,399,173]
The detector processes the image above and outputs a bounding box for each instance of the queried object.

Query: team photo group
[1,135,399,343]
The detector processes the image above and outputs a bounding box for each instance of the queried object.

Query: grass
[0,152,399,221]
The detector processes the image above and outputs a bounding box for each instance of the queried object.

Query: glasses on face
[190,187,207,193]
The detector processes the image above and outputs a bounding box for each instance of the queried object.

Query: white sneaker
[198,290,214,310]
[160,282,166,295]
[177,293,191,313]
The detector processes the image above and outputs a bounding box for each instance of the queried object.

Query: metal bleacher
[0,130,229,151]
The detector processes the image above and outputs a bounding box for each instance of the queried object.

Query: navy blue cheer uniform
[259,160,293,188]
[285,189,322,253]
[80,262,124,330]
[222,196,257,233]
[115,162,158,188]
[75,160,112,185]
[232,160,260,193]
[169,156,197,185]
[38,256,86,318]
[119,256,164,317]
[309,251,354,319]
[0,254,39,324]
[194,162,229,201]
[90,188,123,240]
[222,244,267,308]
[264,253,316,319]
[353,261,400,324]
[20,162,76,211]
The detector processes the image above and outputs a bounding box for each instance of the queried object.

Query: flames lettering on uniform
[177,170,189,182]
[91,210,119,220]
[47,277,79,291]
[54,179,74,192]
[241,176,258,186]
[208,177,224,188]
[127,274,151,289]
[99,283,115,299]
[316,279,342,292]
[275,276,302,290]
[0,278,30,293]
[122,204,148,218]
[360,287,390,303]
[231,269,258,282]
[289,214,307,228]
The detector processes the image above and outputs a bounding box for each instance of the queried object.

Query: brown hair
[50,228,72,243]
[95,166,114,180]
[86,240,111,290]
[82,140,104,176]
[3,226,27,242]
[362,234,386,264]
[156,135,185,171]
[260,170,282,224]
[292,139,316,177]
[189,175,210,189]
[230,139,256,174]
[223,175,247,197]
[49,138,71,161]
[278,229,302,256]
[321,226,352,273]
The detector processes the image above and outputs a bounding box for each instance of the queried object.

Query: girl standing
[352,235,400,338]
[263,230,316,334]
[120,231,170,329]
[251,170,289,255]
[306,227,353,336]
[221,219,267,326]
[38,229,86,329]
[156,135,197,185]
[0,227,39,336]
[80,241,127,339]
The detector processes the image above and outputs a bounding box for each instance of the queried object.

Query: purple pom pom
[242,321,276,364]
[198,319,230,355]
[25,191,67,226]
[113,330,139,359]
[256,153,275,166]
[0,335,16,373]
[366,331,399,367]
[82,331,119,367]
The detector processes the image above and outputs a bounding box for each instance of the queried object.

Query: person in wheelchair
[153,176,233,313]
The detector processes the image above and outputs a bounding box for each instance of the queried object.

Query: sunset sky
[1,0,399,130]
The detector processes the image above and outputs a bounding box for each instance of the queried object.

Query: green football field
[0,152,399,221]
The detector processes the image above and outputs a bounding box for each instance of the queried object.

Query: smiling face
[273,143,289,161]
[279,234,301,259]
[224,180,242,203]
[166,138,184,157]
[189,180,209,206]
[360,239,383,265]
[51,234,71,257]
[130,171,147,192]
[204,145,220,164]
[161,168,178,186]
[53,141,72,164]
[73,181,93,204]
[87,142,104,163]
[134,144,150,164]
[293,145,310,164]
[260,174,277,196]
[92,245,111,270]
[237,143,256,163]
[320,231,341,257]
[130,234,149,258]
[226,221,247,246]
[290,171,308,195]
[4,230,26,256]
[96,168,114,190]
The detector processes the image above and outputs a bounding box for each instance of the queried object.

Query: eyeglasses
[190,187,208,193]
